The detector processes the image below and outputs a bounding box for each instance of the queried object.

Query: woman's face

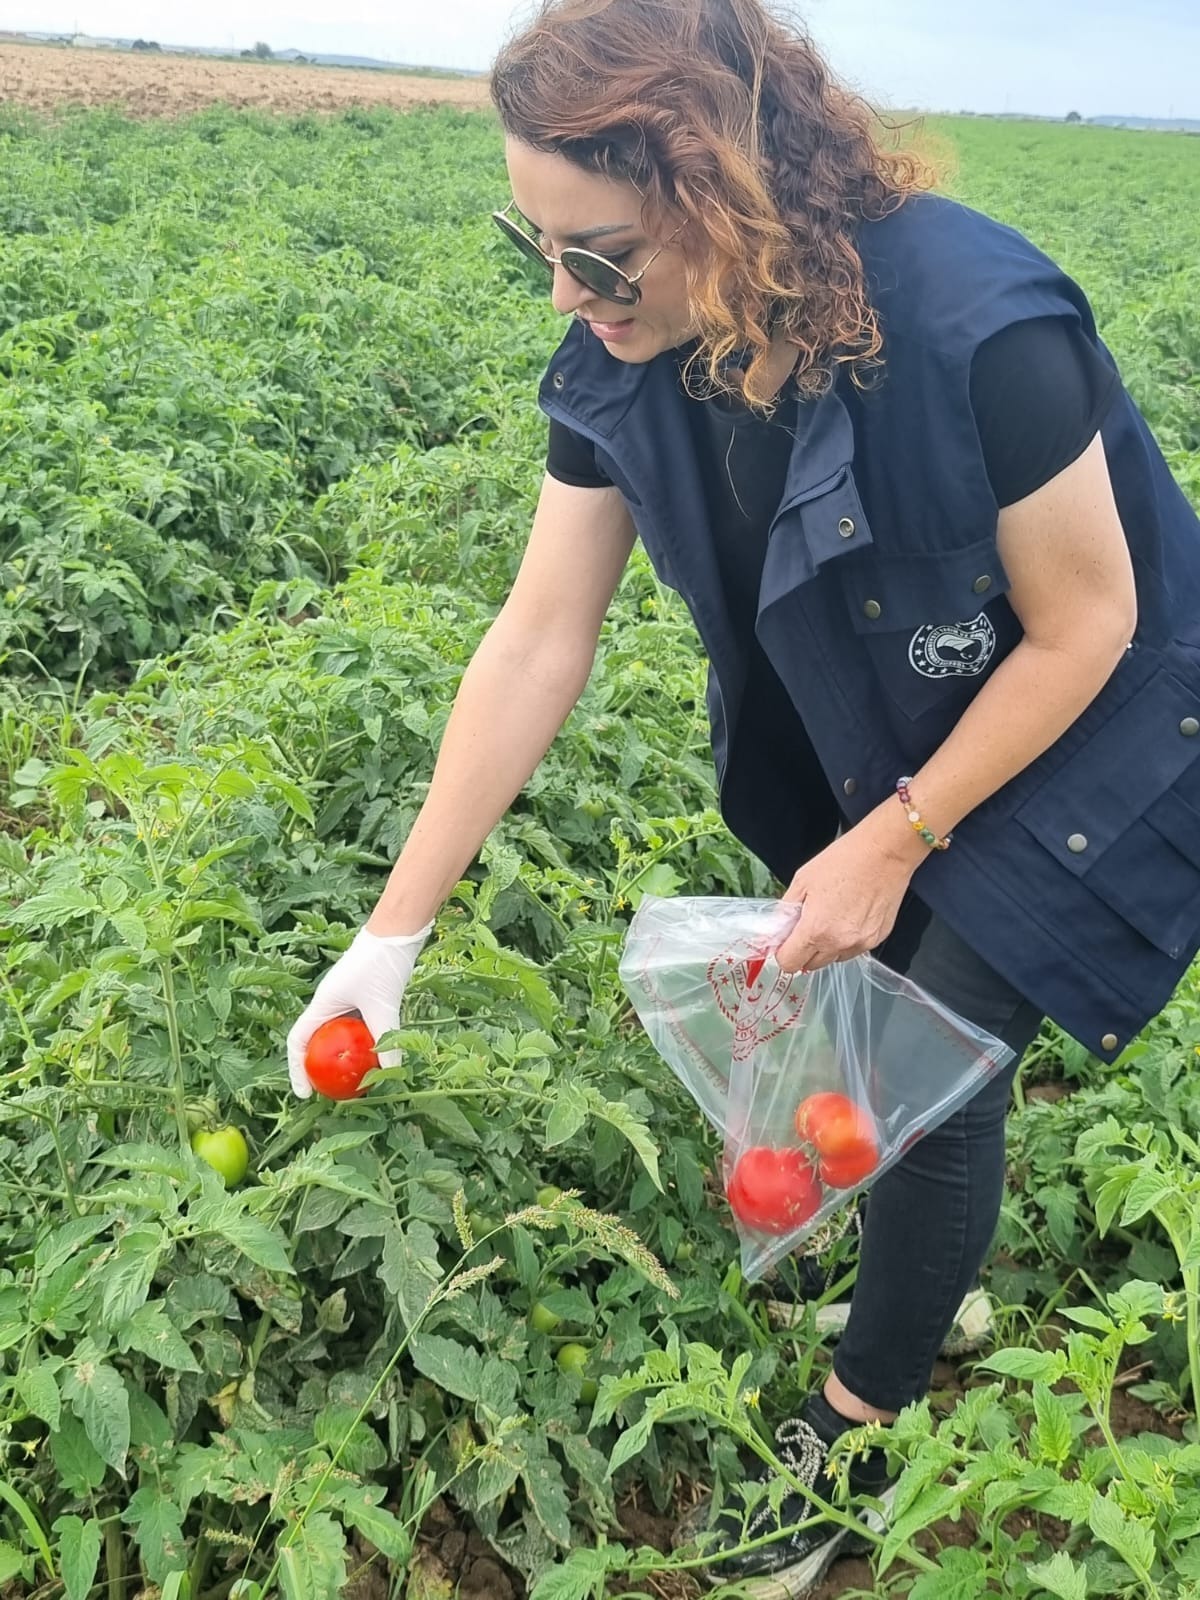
[504,139,694,362]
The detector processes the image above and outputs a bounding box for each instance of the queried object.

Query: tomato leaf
[121,1485,187,1585]
[189,1195,293,1275]
[521,1430,572,1546]
[545,1083,588,1147]
[118,1302,201,1373]
[907,1547,992,1600]
[1026,1550,1089,1600]
[49,1415,106,1497]
[16,1359,63,1432]
[529,1547,616,1600]
[581,1088,662,1191]
[607,1410,656,1478]
[877,1482,963,1573]
[379,1220,441,1330]
[278,1511,347,1600]
[1119,1164,1175,1226]
[320,1481,412,1564]
[979,1348,1067,1384]
[414,1094,482,1146]
[52,1516,102,1600]
[409,1333,484,1403]
[99,1229,163,1330]
[1088,1488,1155,1578]
[62,1349,130,1477]
[313,1404,387,1475]
[1031,1381,1073,1466]
[0,1544,25,1587]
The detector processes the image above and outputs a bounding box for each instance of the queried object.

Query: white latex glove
[286,923,433,1099]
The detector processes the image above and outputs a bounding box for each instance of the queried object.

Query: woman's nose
[551,262,594,318]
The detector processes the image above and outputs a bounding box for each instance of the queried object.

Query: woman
[287,0,1200,1589]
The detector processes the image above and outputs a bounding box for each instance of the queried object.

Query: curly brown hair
[491,0,937,405]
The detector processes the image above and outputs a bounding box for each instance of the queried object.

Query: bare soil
[0,41,491,118]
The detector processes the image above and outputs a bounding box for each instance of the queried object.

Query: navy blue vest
[539,195,1200,1061]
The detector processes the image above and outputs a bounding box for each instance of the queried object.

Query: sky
[6,0,1200,120]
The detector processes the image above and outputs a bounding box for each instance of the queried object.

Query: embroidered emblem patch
[908,613,996,679]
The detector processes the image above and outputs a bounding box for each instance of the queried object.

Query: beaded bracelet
[896,776,953,851]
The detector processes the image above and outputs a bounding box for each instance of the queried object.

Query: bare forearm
[367,621,591,934]
[862,626,1132,868]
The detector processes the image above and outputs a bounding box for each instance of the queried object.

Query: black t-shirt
[547,314,1119,831]
[548,313,1118,514]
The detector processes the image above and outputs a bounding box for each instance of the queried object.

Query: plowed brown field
[0,41,491,117]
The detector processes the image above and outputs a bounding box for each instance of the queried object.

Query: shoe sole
[699,1484,896,1598]
[764,1285,996,1357]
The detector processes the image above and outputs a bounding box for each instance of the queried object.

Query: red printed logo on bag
[707,942,809,1062]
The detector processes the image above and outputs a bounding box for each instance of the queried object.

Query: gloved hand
[286,923,433,1099]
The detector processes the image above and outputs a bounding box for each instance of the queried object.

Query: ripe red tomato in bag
[305,1016,379,1100]
[726,1146,821,1234]
[794,1091,880,1187]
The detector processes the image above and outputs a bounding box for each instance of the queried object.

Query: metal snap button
[1066,833,1088,853]
[972,575,993,594]
[1181,717,1199,737]
[551,371,565,390]
[837,517,855,538]
[1101,1032,1118,1053]
[862,599,882,620]
[843,778,858,797]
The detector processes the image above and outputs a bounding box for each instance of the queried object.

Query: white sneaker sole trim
[764,1286,996,1355]
[734,1484,896,1599]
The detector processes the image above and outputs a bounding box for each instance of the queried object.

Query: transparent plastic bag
[620,896,1015,1281]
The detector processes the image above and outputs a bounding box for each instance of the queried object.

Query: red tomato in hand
[794,1092,880,1188]
[726,1146,821,1234]
[305,1016,379,1100]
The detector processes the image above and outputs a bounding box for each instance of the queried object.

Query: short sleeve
[969,316,1121,508]
[546,419,614,489]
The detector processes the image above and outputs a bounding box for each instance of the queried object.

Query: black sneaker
[764,1203,865,1310]
[762,1202,996,1357]
[692,1390,896,1597]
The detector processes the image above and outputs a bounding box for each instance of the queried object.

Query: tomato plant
[190,1125,249,1187]
[0,97,1196,1600]
[794,1091,880,1188]
[726,1146,821,1233]
[305,1015,379,1099]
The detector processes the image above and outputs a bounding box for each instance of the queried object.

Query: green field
[1,101,1199,1600]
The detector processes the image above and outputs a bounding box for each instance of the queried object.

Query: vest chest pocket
[841,541,1015,721]
[1015,666,1200,960]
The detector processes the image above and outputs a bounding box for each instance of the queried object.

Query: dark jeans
[830,895,1045,1413]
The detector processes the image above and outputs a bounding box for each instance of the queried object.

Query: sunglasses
[491,200,675,307]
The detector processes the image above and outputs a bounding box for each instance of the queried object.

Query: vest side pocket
[1014,666,1200,959]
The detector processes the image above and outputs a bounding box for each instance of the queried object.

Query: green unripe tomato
[190,1126,249,1188]
[555,1341,598,1402]
[529,1301,561,1335]
[580,798,606,818]
[674,1240,695,1262]
[536,1185,564,1208]
[468,1209,498,1241]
